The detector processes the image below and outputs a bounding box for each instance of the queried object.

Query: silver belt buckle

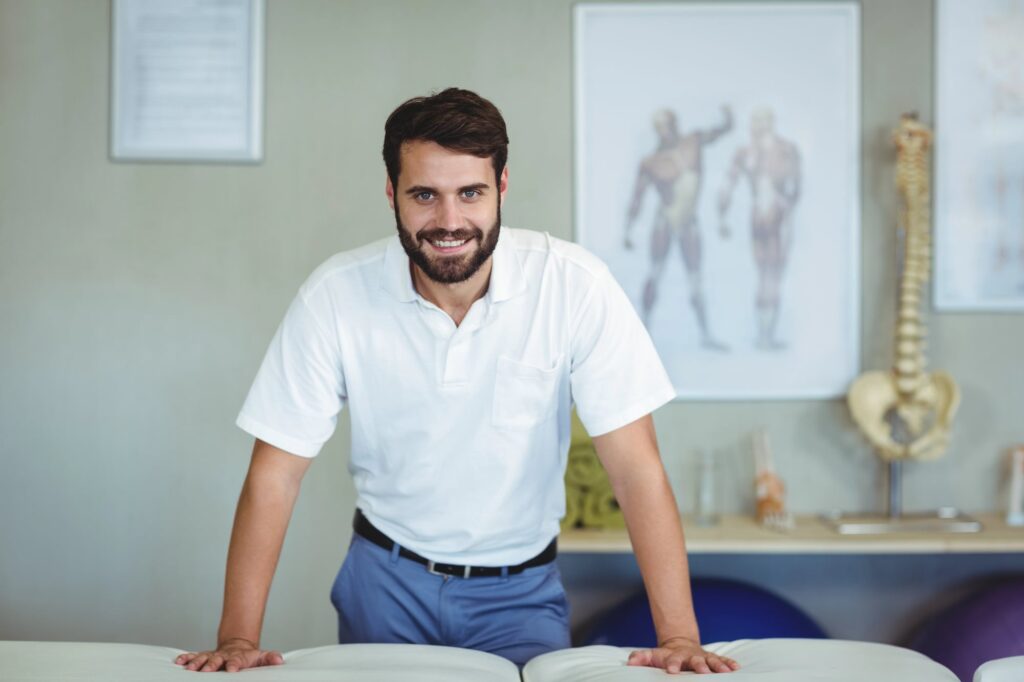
[426,561,472,579]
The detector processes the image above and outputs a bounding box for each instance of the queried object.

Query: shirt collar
[487,227,527,303]
[381,235,418,302]
[380,227,526,304]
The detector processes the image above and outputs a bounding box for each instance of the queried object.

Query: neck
[411,259,493,326]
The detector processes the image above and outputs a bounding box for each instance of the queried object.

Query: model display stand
[821,460,981,534]
[837,115,976,536]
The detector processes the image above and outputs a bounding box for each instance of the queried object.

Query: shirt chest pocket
[492,355,562,430]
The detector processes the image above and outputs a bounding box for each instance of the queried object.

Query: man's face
[387,140,507,285]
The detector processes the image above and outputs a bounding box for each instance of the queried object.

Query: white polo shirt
[237,228,675,565]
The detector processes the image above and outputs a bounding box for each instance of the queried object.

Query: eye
[414,191,434,201]
[462,189,480,199]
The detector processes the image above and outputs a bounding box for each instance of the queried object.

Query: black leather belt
[353,509,557,578]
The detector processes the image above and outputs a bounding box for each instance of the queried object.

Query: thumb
[627,649,654,667]
[256,650,285,667]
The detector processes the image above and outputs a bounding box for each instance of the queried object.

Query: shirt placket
[444,299,491,386]
[416,296,490,388]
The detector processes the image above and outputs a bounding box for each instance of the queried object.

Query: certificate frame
[110,0,265,163]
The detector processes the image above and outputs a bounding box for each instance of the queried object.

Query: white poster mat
[111,0,264,162]
[935,0,1024,311]
[574,3,860,400]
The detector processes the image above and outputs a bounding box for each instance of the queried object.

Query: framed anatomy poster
[574,2,860,399]
[935,0,1024,311]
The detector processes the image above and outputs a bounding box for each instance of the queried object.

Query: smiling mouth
[422,232,477,255]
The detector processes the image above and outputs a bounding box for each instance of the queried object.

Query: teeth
[434,240,466,248]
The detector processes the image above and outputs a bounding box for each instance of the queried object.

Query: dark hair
[382,88,509,188]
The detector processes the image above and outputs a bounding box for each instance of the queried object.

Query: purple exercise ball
[910,579,1024,682]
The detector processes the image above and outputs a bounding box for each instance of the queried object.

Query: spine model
[847,114,960,462]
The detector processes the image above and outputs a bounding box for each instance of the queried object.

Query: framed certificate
[111,0,264,162]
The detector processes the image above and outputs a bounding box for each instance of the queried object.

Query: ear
[385,175,396,211]
[498,165,509,207]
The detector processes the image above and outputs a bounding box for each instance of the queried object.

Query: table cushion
[523,640,958,681]
[0,641,518,681]
[974,656,1024,682]
[0,639,957,681]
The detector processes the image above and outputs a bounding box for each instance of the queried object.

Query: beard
[396,206,501,285]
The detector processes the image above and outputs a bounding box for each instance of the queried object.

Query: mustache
[417,227,482,244]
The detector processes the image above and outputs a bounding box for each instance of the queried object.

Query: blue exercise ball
[583,577,828,646]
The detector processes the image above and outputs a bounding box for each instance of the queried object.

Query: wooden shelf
[559,513,1024,554]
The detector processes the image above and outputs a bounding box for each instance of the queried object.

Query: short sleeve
[236,292,346,457]
[569,267,677,436]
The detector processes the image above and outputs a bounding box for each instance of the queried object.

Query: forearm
[217,469,301,646]
[626,200,641,231]
[717,180,735,217]
[614,461,699,644]
[626,171,649,229]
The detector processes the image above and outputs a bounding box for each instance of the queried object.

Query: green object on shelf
[562,411,625,531]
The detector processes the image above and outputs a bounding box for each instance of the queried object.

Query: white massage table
[973,656,1024,682]
[0,639,957,681]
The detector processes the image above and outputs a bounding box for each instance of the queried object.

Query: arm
[176,439,313,672]
[624,164,650,249]
[782,143,801,208]
[716,149,744,239]
[777,144,801,256]
[592,416,738,675]
[699,105,734,145]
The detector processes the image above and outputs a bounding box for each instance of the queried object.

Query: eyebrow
[403,183,490,196]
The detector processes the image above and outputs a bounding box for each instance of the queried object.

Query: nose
[437,195,466,229]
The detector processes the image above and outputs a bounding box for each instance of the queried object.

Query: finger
[665,653,684,674]
[225,656,244,673]
[185,653,209,671]
[256,650,285,667]
[175,652,196,665]
[688,655,712,674]
[627,649,653,667]
[707,655,733,673]
[200,654,225,672]
[724,656,741,670]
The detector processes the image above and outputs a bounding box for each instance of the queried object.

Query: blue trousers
[330,535,571,666]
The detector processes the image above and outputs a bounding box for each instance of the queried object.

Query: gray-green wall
[1,0,1021,652]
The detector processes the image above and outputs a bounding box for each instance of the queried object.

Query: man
[624,106,732,350]
[175,89,739,675]
[717,108,801,350]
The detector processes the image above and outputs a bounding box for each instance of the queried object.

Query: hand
[628,637,740,675]
[174,638,284,673]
